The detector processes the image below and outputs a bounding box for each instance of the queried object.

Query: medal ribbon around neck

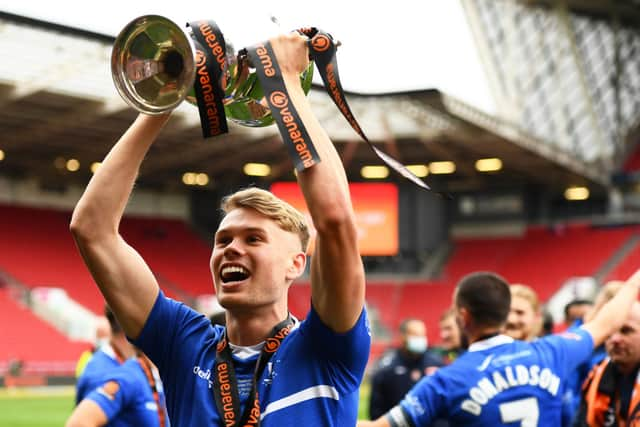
[212,315,294,426]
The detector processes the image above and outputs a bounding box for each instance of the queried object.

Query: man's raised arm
[582,269,640,347]
[70,114,170,339]
[270,33,365,333]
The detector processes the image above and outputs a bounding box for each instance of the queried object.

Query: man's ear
[286,252,307,281]
[457,307,471,329]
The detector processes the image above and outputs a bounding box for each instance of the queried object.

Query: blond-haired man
[70,33,369,427]
[504,284,541,341]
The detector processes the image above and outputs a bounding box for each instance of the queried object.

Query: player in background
[67,353,168,427]
[503,284,541,342]
[358,269,640,427]
[434,308,466,365]
[75,315,111,378]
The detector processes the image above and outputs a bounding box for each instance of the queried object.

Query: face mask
[406,336,428,354]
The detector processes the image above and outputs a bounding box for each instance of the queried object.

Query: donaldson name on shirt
[461,364,560,415]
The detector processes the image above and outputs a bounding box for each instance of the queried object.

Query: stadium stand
[0,203,213,313]
[363,283,403,332]
[0,203,104,312]
[119,216,213,297]
[0,203,215,376]
[0,288,88,376]
[445,224,639,301]
[605,241,640,283]
[360,223,640,345]
[287,283,312,321]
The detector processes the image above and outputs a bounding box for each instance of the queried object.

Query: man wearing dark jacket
[369,318,444,420]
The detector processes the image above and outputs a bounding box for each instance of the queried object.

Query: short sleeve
[396,372,448,427]
[84,371,138,421]
[535,327,594,374]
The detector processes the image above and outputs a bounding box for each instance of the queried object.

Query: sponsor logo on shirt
[97,381,120,401]
[477,355,494,372]
[193,365,213,389]
[263,359,281,386]
[405,394,426,416]
[264,361,274,385]
[560,332,582,341]
[490,350,532,367]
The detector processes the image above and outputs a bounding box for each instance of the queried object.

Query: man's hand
[269,32,310,82]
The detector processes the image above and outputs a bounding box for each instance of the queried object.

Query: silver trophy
[111,15,314,127]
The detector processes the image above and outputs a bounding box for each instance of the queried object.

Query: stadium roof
[0,0,495,111]
[0,2,638,199]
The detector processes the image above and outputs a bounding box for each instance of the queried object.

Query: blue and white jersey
[133,291,371,427]
[390,330,594,427]
[76,345,121,404]
[85,358,165,427]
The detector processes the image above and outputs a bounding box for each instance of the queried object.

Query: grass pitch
[0,380,371,425]
[0,387,74,427]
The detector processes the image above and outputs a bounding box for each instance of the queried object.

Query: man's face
[606,304,640,371]
[566,303,591,325]
[439,315,461,351]
[210,207,304,310]
[504,296,538,341]
[402,320,428,355]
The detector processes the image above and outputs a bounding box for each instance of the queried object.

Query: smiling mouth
[220,265,250,284]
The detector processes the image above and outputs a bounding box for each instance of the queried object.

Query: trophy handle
[111,15,197,115]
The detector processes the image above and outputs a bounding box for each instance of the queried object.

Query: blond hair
[221,187,310,251]
[510,284,540,312]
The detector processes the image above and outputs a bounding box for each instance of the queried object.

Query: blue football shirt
[389,330,594,426]
[133,291,371,426]
[76,346,121,404]
[85,358,166,427]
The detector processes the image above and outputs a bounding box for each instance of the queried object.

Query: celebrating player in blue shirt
[70,32,369,426]
[76,306,133,404]
[67,355,168,427]
[75,345,122,405]
[359,270,640,427]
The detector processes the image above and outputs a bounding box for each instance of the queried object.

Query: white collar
[99,343,119,361]
[224,314,300,360]
[468,334,514,352]
[229,342,263,360]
